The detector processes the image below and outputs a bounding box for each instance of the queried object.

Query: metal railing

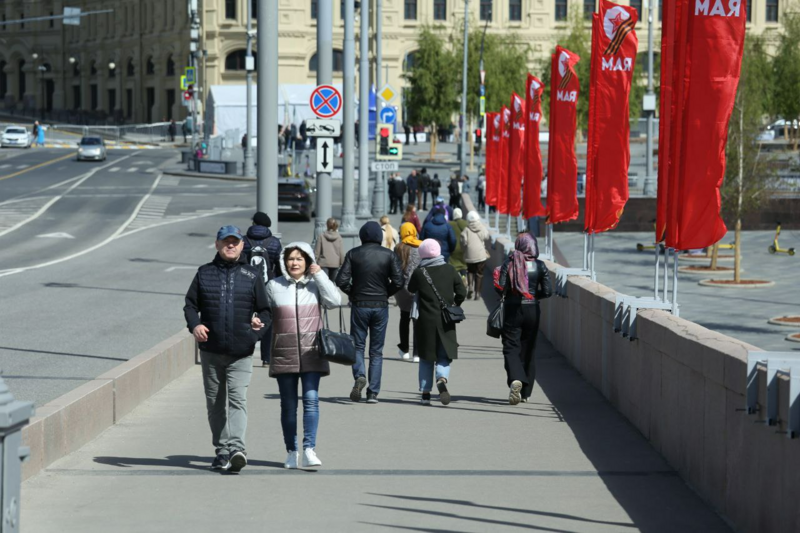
[49,122,185,144]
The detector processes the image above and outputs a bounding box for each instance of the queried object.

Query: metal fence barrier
[746,351,800,438]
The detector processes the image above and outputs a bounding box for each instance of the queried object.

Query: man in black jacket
[184,225,271,473]
[336,221,403,403]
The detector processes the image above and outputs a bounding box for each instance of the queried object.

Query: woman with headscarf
[394,222,423,362]
[495,232,553,405]
[408,239,467,405]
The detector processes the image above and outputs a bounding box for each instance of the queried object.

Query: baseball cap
[216,225,243,241]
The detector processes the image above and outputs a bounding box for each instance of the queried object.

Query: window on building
[404,51,418,71]
[225,0,236,19]
[18,60,25,98]
[49,11,55,28]
[127,58,135,77]
[226,50,258,70]
[555,0,567,21]
[109,64,116,78]
[312,0,318,19]
[509,0,522,20]
[90,84,98,110]
[405,0,417,19]
[341,0,346,20]
[90,61,97,76]
[480,0,493,21]
[584,0,595,19]
[630,0,642,20]
[146,57,155,75]
[73,85,81,110]
[73,62,80,76]
[746,0,751,21]
[251,0,258,17]
[309,50,344,72]
[166,55,175,76]
[659,0,662,20]
[434,0,447,20]
[766,0,778,21]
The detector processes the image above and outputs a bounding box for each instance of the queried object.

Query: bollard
[0,376,34,533]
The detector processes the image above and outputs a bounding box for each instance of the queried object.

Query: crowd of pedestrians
[183,199,551,472]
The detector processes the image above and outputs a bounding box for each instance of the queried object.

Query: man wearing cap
[184,225,271,472]
[336,221,403,403]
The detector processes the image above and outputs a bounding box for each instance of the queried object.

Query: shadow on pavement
[93,455,284,471]
[42,282,184,297]
[0,345,127,362]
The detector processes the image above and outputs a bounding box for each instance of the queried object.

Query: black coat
[184,254,271,358]
[496,257,553,304]
[408,263,467,361]
[335,242,403,306]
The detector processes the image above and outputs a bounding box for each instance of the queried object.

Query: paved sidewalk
[22,297,730,532]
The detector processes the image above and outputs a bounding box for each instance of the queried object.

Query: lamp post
[479,11,490,222]
[458,0,470,181]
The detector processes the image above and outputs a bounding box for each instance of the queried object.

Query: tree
[771,11,800,146]
[403,26,460,158]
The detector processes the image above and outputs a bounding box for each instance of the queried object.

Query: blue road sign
[310,85,342,118]
[379,106,397,125]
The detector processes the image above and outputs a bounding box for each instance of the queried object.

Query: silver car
[76,136,107,161]
[1,126,32,148]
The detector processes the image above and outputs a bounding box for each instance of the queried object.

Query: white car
[76,137,107,162]
[1,126,32,148]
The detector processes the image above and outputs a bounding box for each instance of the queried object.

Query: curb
[163,169,255,182]
[698,279,776,289]
[677,266,739,276]
[786,333,800,343]
[768,315,800,328]
[21,331,196,481]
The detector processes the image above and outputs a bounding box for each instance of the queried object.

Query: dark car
[278,178,316,221]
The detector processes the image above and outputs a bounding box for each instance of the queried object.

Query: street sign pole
[243,0,255,178]
[459,0,470,183]
[356,0,371,220]
[314,0,334,241]
[372,0,386,219]
[258,0,279,237]
[341,0,357,234]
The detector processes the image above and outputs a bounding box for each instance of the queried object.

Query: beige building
[0,0,785,125]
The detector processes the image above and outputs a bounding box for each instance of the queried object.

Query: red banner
[506,93,526,216]
[546,46,581,224]
[497,106,511,215]
[585,0,638,234]
[524,75,546,218]
[485,112,499,207]
[658,0,746,250]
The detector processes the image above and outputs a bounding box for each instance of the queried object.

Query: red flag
[659,0,746,250]
[485,112,500,208]
[546,46,581,224]
[585,0,638,234]
[524,75,546,218]
[506,93,526,217]
[497,106,511,215]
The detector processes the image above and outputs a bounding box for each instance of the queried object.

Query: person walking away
[314,218,344,281]
[380,215,399,251]
[462,211,491,300]
[404,123,411,145]
[390,174,407,215]
[336,221,403,403]
[496,233,553,405]
[448,208,469,287]
[267,242,341,469]
[408,239,467,405]
[448,176,461,210]
[394,223,422,362]
[418,168,431,211]
[244,212,283,366]
[168,120,177,142]
[476,173,486,211]
[36,122,45,147]
[421,207,457,262]
[402,204,422,234]
[32,121,39,146]
[183,225,271,472]
[424,197,451,226]
[182,121,190,143]
[406,170,419,208]
[430,173,441,202]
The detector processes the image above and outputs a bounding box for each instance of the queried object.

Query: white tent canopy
[204,84,348,138]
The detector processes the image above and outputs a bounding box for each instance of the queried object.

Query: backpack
[246,237,274,282]
[432,177,441,189]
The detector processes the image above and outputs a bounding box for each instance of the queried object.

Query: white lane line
[127,167,137,173]
[0,174,163,278]
[15,165,28,169]
[0,164,11,169]
[109,167,120,173]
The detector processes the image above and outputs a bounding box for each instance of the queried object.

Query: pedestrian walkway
[21,297,730,532]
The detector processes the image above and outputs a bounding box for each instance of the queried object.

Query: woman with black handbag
[495,233,553,405]
[408,239,467,406]
[266,242,341,469]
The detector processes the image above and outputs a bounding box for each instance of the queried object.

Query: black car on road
[278,178,316,221]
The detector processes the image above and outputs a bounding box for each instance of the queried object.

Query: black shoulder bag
[421,267,466,326]
[318,306,356,366]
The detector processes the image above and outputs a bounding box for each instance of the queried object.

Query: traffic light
[376,123,402,160]
[475,128,482,147]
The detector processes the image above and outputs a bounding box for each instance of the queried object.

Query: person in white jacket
[266,241,341,469]
[461,211,491,300]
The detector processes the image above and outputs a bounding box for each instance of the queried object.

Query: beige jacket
[314,230,344,268]
[461,220,490,264]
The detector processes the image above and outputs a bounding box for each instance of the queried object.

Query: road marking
[0,153,76,182]
[127,167,137,173]
[165,266,197,272]
[37,232,75,239]
[109,167,120,173]
[16,165,29,169]
[0,164,10,169]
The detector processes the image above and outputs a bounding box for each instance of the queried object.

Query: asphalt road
[0,147,340,407]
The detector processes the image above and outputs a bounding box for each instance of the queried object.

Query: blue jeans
[350,305,389,395]
[275,372,322,451]
[260,325,273,363]
[418,339,451,392]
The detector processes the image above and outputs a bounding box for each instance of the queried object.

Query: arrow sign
[316,137,334,173]
[37,232,75,239]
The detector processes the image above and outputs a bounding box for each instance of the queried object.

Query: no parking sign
[310,85,342,118]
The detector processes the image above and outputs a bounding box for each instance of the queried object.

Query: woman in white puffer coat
[266,241,341,469]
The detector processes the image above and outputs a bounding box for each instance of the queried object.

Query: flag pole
[663,248,670,301]
[653,243,661,301]
[590,232,596,281]
[672,249,680,316]
[583,233,589,270]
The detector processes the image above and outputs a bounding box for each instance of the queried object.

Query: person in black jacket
[184,225,271,473]
[418,168,431,211]
[406,170,419,207]
[336,221,403,403]
[495,232,553,405]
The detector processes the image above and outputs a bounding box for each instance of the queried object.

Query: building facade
[0,0,786,125]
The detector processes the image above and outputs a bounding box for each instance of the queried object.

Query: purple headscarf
[509,233,539,299]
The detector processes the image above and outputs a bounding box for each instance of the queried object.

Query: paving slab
[22,298,730,533]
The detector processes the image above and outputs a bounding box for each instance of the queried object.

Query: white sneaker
[398,348,411,360]
[284,451,299,469]
[412,356,420,363]
[302,448,322,467]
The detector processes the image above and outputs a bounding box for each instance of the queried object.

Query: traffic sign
[180,76,188,90]
[183,90,193,101]
[185,66,196,84]
[378,84,397,103]
[310,85,342,118]
[316,137,334,173]
[480,96,486,117]
[378,107,396,125]
[370,161,399,172]
[306,119,341,138]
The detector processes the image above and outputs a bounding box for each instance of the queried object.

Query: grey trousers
[200,351,253,455]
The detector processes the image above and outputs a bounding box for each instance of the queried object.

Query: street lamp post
[479,11,490,223]
[458,0,470,182]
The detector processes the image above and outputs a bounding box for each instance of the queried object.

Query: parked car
[1,126,32,149]
[278,178,315,221]
[759,119,799,141]
[76,137,107,161]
